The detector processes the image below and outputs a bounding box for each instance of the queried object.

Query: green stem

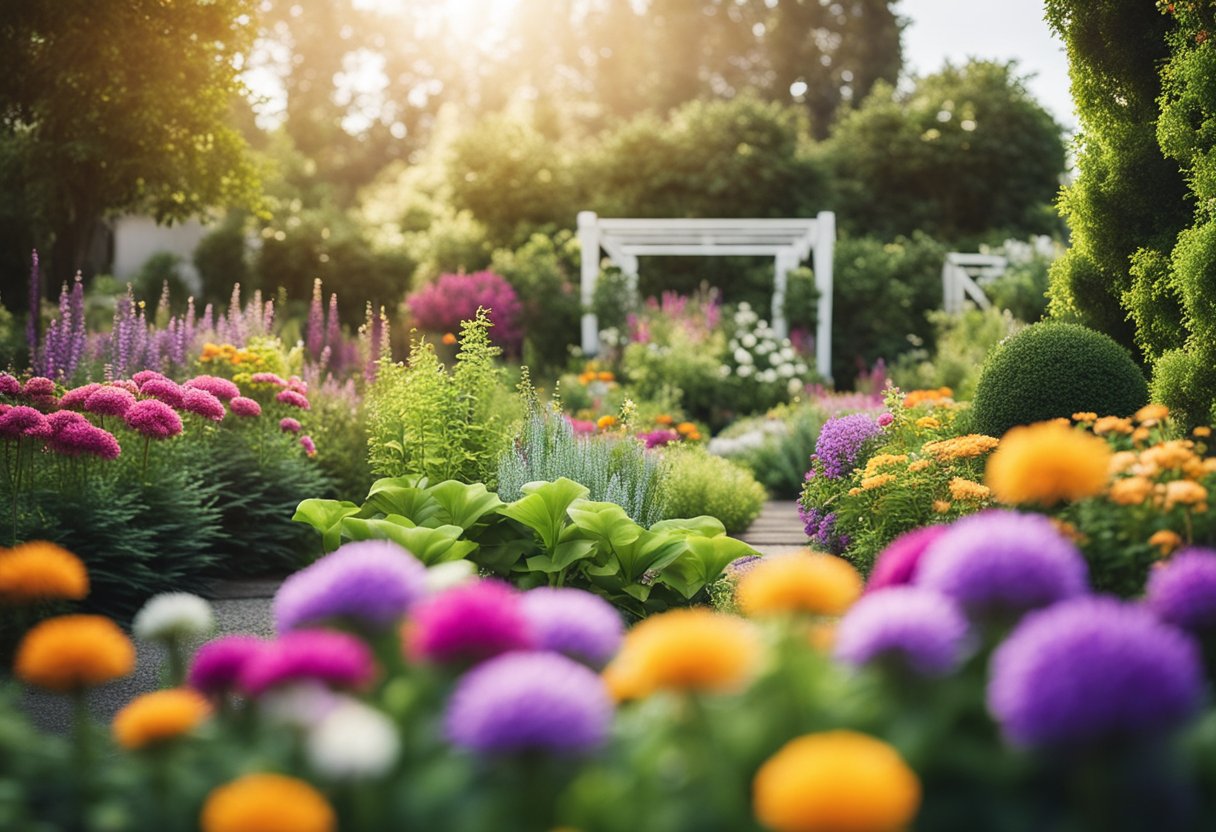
[72,689,95,816]
[142,436,151,482]
[165,639,186,688]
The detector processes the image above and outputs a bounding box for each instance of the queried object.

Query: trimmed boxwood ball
[969,322,1148,438]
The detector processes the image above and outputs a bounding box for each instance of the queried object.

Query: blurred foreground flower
[15,615,135,692]
[112,688,211,750]
[736,552,862,618]
[834,587,970,677]
[865,525,947,593]
[307,697,401,780]
[201,773,335,832]
[239,630,376,696]
[1145,548,1216,635]
[986,420,1111,505]
[521,587,623,668]
[0,540,88,602]
[407,580,534,665]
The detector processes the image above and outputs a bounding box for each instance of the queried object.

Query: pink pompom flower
[22,377,55,398]
[183,375,240,401]
[276,389,310,410]
[132,370,168,388]
[182,388,226,422]
[230,396,262,418]
[0,373,20,397]
[250,372,288,387]
[59,383,102,410]
[139,378,185,409]
[299,435,317,457]
[0,406,51,440]
[109,379,140,394]
[84,386,136,417]
[124,399,183,439]
[407,580,535,666]
[279,417,301,434]
[238,630,377,697]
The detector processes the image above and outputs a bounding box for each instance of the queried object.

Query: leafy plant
[659,447,767,534]
[709,402,828,499]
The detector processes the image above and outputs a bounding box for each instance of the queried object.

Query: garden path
[739,500,806,555]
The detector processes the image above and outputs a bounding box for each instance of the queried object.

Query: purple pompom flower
[814,413,883,478]
[84,386,136,417]
[188,635,266,697]
[59,383,101,410]
[988,596,1203,747]
[444,651,612,756]
[181,388,226,422]
[0,373,20,397]
[279,417,301,434]
[183,375,240,401]
[230,396,261,417]
[834,587,971,676]
[138,378,185,408]
[239,629,377,696]
[274,540,429,634]
[22,377,55,398]
[916,511,1088,617]
[867,525,948,593]
[124,399,183,439]
[110,379,139,394]
[276,389,310,410]
[1146,548,1216,634]
[408,580,535,665]
[0,406,50,439]
[520,588,624,668]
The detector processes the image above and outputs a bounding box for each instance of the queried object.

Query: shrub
[889,307,1023,402]
[660,447,766,534]
[969,322,1149,438]
[490,232,581,372]
[709,402,827,499]
[406,271,523,355]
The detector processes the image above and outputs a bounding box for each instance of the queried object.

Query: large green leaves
[499,478,590,553]
[659,536,759,600]
[338,516,476,566]
[292,499,361,553]
[427,480,504,531]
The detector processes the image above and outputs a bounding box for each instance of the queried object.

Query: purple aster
[0,406,50,439]
[59,383,101,410]
[0,373,20,397]
[132,370,168,388]
[916,511,1088,617]
[188,635,266,696]
[276,389,310,410]
[813,413,883,478]
[520,588,624,668]
[988,596,1203,747]
[1145,548,1216,634]
[124,399,183,439]
[444,651,612,756]
[138,377,185,408]
[84,386,136,417]
[22,376,55,398]
[867,525,948,593]
[230,396,262,418]
[408,580,535,665]
[834,587,971,677]
[183,375,240,401]
[279,417,301,433]
[239,629,377,696]
[181,388,226,422]
[274,540,429,634]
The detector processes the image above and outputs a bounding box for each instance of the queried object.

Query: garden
[4,1,1216,830]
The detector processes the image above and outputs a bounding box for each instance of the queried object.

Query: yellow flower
[1163,480,1208,510]
[986,421,1111,506]
[736,553,862,618]
[596,415,617,430]
[113,689,211,750]
[903,387,953,408]
[1093,416,1133,435]
[1132,427,1151,443]
[932,500,952,514]
[863,454,908,476]
[847,487,863,496]
[753,730,921,832]
[1072,412,1098,423]
[1109,451,1138,475]
[907,459,932,473]
[1140,441,1200,476]
[914,416,941,430]
[948,477,990,502]
[1149,530,1184,557]
[1194,426,1212,438]
[921,434,1000,461]
[578,372,595,384]
[0,541,89,603]
[1108,476,1154,506]
[860,474,895,491]
[15,615,135,692]
[1134,404,1169,424]
[602,609,759,700]
[201,773,336,832]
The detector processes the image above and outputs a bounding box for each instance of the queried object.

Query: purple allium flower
[188,635,266,696]
[877,412,894,427]
[444,651,612,756]
[276,389,310,410]
[124,399,183,439]
[0,406,50,439]
[520,588,624,668]
[183,375,240,401]
[299,435,317,457]
[84,386,136,417]
[408,580,535,665]
[251,372,288,387]
[1145,548,1216,634]
[0,373,20,397]
[279,417,301,433]
[239,629,377,697]
[181,388,226,422]
[867,525,948,593]
[230,396,262,417]
[23,377,55,398]
[59,383,101,410]
[274,540,429,634]
[916,511,1088,617]
[988,597,1203,747]
[138,377,185,408]
[132,370,167,388]
[834,587,970,676]
[813,413,883,478]
[46,415,121,460]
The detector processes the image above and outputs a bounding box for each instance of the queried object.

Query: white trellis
[578,211,837,380]
[942,252,1008,314]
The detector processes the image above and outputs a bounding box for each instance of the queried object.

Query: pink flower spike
[276,389,310,410]
[230,397,262,418]
[124,399,183,439]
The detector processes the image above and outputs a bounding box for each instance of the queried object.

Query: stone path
[739,500,807,555]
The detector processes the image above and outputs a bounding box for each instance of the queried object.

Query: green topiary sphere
[969,322,1148,438]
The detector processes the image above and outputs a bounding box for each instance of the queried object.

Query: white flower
[425,560,478,594]
[734,348,753,365]
[759,369,778,384]
[741,333,757,349]
[737,364,754,378]
[718,364,732,378]
[780,346,795,361]
[728,339,739,352]
[795,363,808,375]
[307,698,401,780]
[778,362,796,377]
[262,682,338,729]
[133,593,215,641]
[754,341,772,355]
[788,377,804,395]
[738,301,752,311]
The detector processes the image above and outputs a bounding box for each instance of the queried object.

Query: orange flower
[1094,416,1134,435]
[686,431,702,441]
[655,414,674,426]
[1163,480,1208,510]
[201,773,336,832]
[0,541,88,603]
[597,371,615,382]
[1193,426,1212,438]
[948,477,991,501]
[113,688,211,750]
[1140,441,1201,476]
[921,434,999,461]
[1134,404,1169,424]
[676,421,698,436]
[578,372,595,384]
[914,416,941,430]
[907,459,932,473]
[736,553,862,618]
[441,332,457,345]
[932,500,952,514]
[860,474,894,491]
[903,387,953,408]
[1108,476,1154,506]
[863,454,908,476]
[15,615,135,692]
[1072,412,1098,423]
[1149,530,1183,557]
[596,415,617,430]
[986,421,1111,506]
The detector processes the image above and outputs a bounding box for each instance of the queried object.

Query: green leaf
[427,480,505,531]
[567,500,643,550]
[658,536,758,599]
[650,516,727,538]
[292,499,360,553]
[363,478,443,526]
[338,517,476,565]
[612,530,689,584]
[499,478,590,553]
[524,539,597,574]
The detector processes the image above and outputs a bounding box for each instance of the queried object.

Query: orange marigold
[1163,480,1208,510]
[1072,412,1098,423]
[655,414,674,426]
[597,371,615,382]
[863,454,908,476]
[596,415,618,430]
[1108,476,1154,506]
[1149,530,1184,557]
[903,387,953,408]
[15,615,135,692]
[1134,404,1170,424]
[201,774,336,832]
[1140,441,1200,475]
[1093,416,1134,436]
[0,541,88,602]
[113,688,211,750]
[986,421,1111,506]
[754,730,921,832]
[441,332,458,345]
[676,421,698,436]
[1193,426,1212,438]
[948,477,990,502]
[932,500,952,514]
[907,459,932,473]
[736,553,862,618]
[921,434,999,461]
[860,474,895,491]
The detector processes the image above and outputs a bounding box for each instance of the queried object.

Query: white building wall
[111,215,210,291]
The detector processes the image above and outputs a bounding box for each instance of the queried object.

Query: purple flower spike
[124,399,183,439]
[274,540,429,634]
[834,587,970,677]
[239,629,376,696]
[230,396,261,418]
[867,525,948,593]
[814,413,883,478]
[84,386,136,417]
[181,388,226,422]
[520,588,624,668]
[916,511,1088,617]
[408,581,534,665]
[445,651,612,756]
[183,375,240,401]
[989,597,1203,747]
[138,378,185,408]
[1146,549,1216,634]
[188,635,266,696]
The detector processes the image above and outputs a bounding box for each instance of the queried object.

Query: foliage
[969,322,1149,439]
[193,212,251,306]
[406,272,524,354]
[889,307,1024,402]
[660,447,767,535]
[132,254,191,312]
[306,377,373,503]
[709,401,828,499]
[490,231,582,373]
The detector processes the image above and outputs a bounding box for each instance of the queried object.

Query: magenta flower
[276,389,310,410]
[183,375,240,401]
[287,376,308,394]
[139,378,185,408]
[188,635,266,696]
[251,372,288,387]
[132,370,168,388]
[239,630,377,696]
[0,373,20,397]
[520,588,623,668]
[299,435,317,457]
[181,388,226,422]
[124,399,183,439]
[639,428,680,449]
[569,418,597,436]
[22,377,55,398]
[109,379,140,394]
[877,412,894,427]
[84,386,136,417]
[407,271,524,353]
[867,525,948,593]
[230,396,262,418]
[279,417,301,433]
[408,581,535,665]
[49,420,121,460]
[0,406,50,439]
[59,383,102,410]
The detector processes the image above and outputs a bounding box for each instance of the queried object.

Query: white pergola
[942,252,1008,314]
[577,211,836,380]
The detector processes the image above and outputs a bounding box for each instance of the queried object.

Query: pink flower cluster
[406,271,524,353]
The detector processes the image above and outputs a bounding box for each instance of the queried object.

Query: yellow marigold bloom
[596,415,617,430]
[860,474,895,491]
[1135,404,1170,424]
[847,487,863,496]
[932,500,952,514]
[1205,458,1216,475]
[1108,476,1154,506]
[656,414,674,426]
[1094,416,1134,435]
[948,477,990,502]
[922,434,999,461]
[602,609,759,700]
[737,553,862,618]
[676,421,698,436]
[1163,480,1208,510]
[15,615,135,692]
[1072,412,1098,423]
[914,416,941,430]
[907,459,932,473]
[1194,426,1212,438]
[1149,530,1184,557]
[0,541,88,602]
[986,421,1112,506]
[201,774,336,832]
[441,332,457,345]
[864,454,908,476]
[113,688,211,750]
[753,730,921,832]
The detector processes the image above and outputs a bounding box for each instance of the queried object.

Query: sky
[898,0,1075,130]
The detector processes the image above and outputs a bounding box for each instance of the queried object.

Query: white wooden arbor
[578,211,837,380]
[942,252,1008,314]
